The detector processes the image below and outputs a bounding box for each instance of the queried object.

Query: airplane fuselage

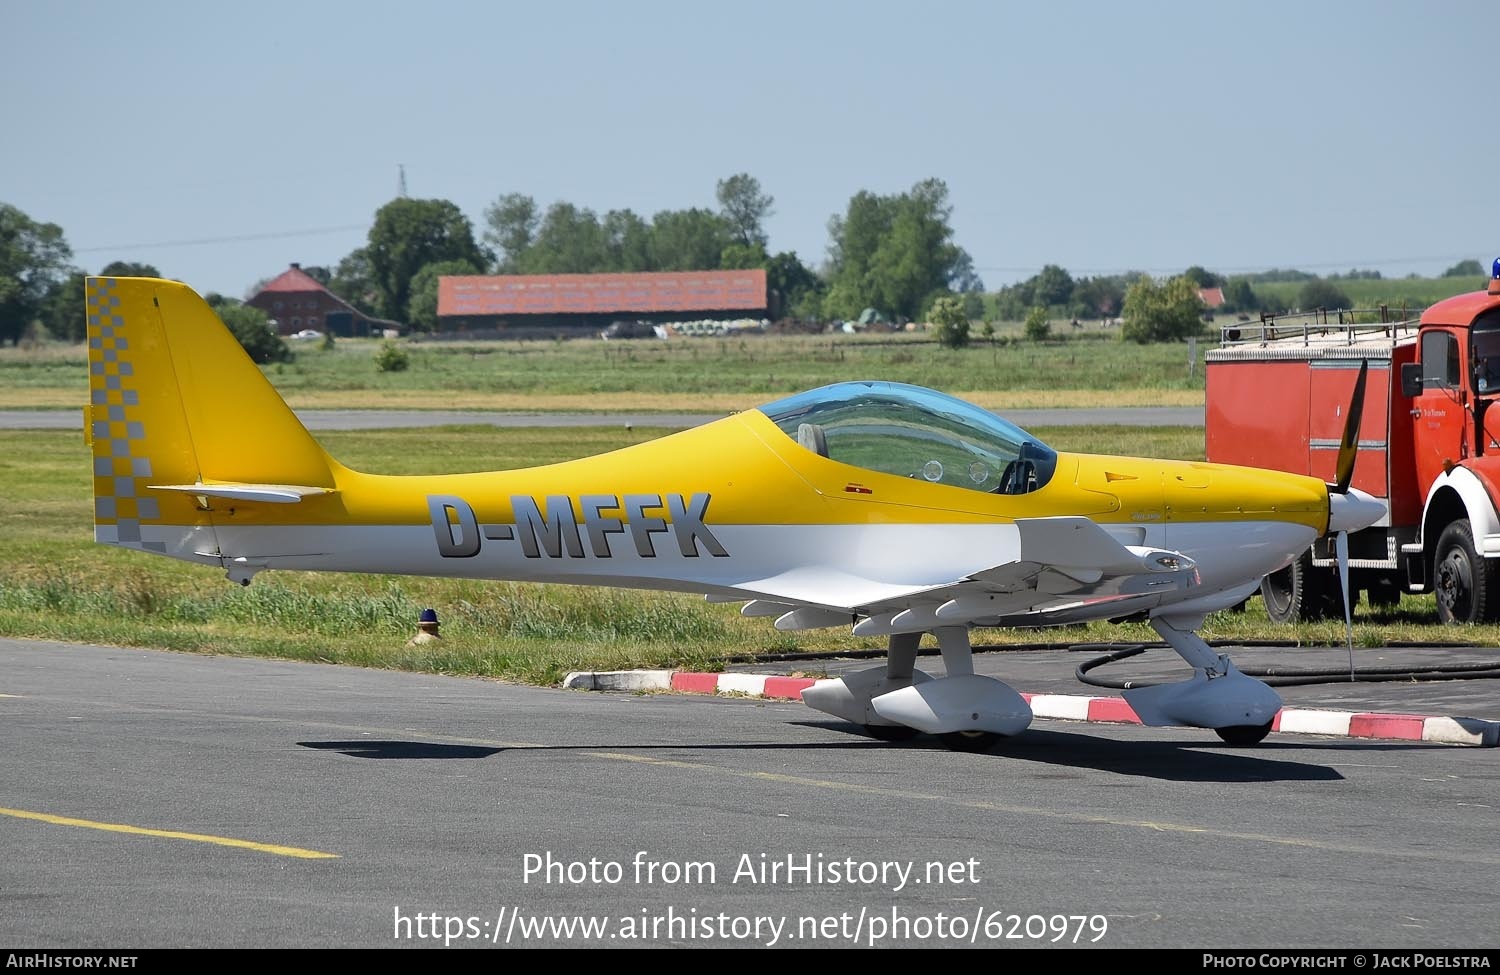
[116,409,1329,625]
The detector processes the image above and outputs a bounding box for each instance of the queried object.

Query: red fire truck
[1205,262,1500,624]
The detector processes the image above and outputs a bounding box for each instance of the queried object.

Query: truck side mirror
[1400,362,1423,399]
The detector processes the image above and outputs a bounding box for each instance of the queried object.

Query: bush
[1297,279,1352,311]
[375,340,410,373]
[928,296,970,350]
[1024,306,1051,341]
[1121,275,1205,344]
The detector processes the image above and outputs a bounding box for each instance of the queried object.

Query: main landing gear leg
[868,626,1033,752]
[799,632,929,740]
[862,633,923,741]
[1119,617,1283,745]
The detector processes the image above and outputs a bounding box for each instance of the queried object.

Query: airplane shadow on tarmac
[297,740,505,760]
[783,722,1350,783]
[293,722,1443,783]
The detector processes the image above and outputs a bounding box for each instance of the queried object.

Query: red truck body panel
[1205,344,1420,526]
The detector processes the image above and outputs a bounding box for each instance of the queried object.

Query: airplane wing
[710,516,1199,631]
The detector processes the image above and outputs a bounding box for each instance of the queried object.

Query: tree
[407,259,483,331]
[40,261,163,342]
[928,295,969,349]
[0,203,73,344]
[42,272,87,341]
[1120,274,1205,344]
[948,252,985,296]
[365,198,489,322]
[299,265,333,286]
[483,192,540,272]
[329,247,380,315]
[1032,264,1075,308]
[992,286,1027,322]
[1443,259,1484,278]
[961,290,985,321]
[1070,275,1125,319]
[824,178,973,322]
[716,173,773,248]
[1296,279,1352,311]
[764,251,822,320]
[719,242,768,271]
[99,260,162,279]
[649,208,731,271]
[602,209,654,272]
[523,202,608,273]
[1024,305,1051,341]
[1181,265,1223,288]
[1220,277,1258,313]
[213,300,290,364]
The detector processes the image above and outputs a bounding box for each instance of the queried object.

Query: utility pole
[398,163,408,198]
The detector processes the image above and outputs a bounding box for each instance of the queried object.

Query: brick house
[246,264,403,337]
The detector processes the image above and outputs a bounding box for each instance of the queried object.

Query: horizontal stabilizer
[148,483,338,504]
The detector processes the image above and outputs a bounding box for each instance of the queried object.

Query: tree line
[1,188,1490,347]
[0,174,981,345]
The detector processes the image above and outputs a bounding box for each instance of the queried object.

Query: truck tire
[1433,520,1500,624]
[1260,550,1338,623]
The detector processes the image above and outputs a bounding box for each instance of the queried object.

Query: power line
[75,224,367,254]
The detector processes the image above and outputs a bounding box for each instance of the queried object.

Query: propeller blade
[1333,360,1369,495]
[1335,529,1354,681]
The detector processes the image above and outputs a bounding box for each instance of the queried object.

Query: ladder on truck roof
[1216,307,1421,351]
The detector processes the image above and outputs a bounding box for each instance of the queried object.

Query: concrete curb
[561,670,1500,747]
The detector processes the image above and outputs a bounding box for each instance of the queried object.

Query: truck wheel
[1434,521,1500,624]
[1260,550,1336,623]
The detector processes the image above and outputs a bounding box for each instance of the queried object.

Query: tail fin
[84,276,338,568]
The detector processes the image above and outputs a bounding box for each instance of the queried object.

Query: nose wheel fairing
[1124,617,1283,732]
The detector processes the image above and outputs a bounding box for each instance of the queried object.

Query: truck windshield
[756,381,1058,494]
[1474,311,1500,395]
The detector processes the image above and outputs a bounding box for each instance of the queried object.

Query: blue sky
[4,0,1496,299]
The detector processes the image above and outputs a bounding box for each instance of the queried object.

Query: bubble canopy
[756,381,1059,495]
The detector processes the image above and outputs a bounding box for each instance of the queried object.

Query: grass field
[0,329,1211,411]
[7,270,1483,411]
[0,424,1486,687]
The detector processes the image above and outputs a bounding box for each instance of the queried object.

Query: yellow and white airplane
[83,276,1383,751]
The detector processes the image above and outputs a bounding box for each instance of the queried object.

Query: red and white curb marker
[561,670,1500,747]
